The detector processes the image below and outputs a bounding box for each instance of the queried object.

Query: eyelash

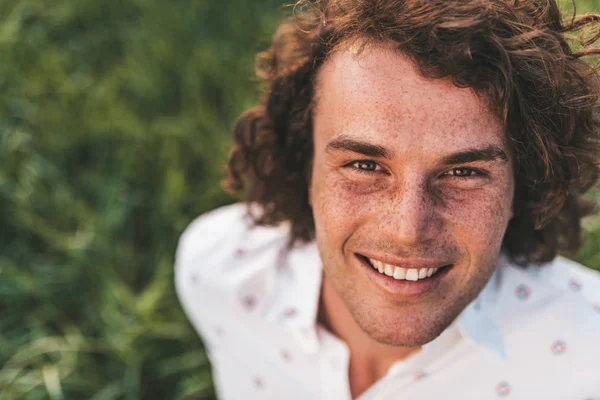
[345,160,486,178]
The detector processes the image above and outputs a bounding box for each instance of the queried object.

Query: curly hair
[223,0,600,265]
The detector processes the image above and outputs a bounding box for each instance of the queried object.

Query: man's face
[309,42,515,347]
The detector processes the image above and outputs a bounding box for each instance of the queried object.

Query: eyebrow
[326,137,393,159]
[326,136,508,164]
[441,146,508,165]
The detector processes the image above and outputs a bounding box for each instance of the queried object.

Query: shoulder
[538,256,600,337]
[174,203,292,326]
[537,256,600,332]
[507,255,600,307]
[543,255,600,300]
[496,255,600,362]
[175,203,247,269]
[175,202,290,271]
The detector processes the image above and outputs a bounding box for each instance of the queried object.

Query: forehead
[313,41,505,153]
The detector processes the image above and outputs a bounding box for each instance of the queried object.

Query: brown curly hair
[223,0,600,265]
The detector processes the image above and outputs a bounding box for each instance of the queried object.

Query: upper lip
[357,252,450,270]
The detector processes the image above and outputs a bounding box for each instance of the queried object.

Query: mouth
[355,253,453,298]
[357,254,451,281]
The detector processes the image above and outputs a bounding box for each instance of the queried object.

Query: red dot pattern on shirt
[281,349,292,362]
[243,295,257,310]
[253,377,264,389]
[414,371,428,381]
[183,207,600,399]
[551,340,567,355]
[515,284,531,300]
[495,381,511,397]
[569,279,582,292]
[235,248,246,258]
[283,307,298,318]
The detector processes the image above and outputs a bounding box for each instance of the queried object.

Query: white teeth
[393,267,406,279]
[384,265,394,277]
[406,269,419,281]
[368,258,441,281]
[372,260,383,273]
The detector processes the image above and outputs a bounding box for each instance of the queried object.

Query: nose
[379,179,441,246]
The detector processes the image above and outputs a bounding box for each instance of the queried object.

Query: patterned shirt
[175,203,600,400]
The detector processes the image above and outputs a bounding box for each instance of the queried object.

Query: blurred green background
[1,0,599,399]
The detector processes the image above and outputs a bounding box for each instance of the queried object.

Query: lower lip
[357,255,452,299]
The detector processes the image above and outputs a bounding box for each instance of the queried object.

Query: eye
[450,167,474,177]
[444,167,486,178]
[347,160,383,173]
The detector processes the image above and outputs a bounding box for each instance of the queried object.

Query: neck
[318,275,421,398]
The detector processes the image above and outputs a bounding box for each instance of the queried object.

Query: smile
[356,254,453,297]
[360,255,449,282]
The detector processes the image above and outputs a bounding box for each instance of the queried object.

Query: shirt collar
[455,255,507,360]
[267,240,508,359]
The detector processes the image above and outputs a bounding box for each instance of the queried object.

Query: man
[176,0,600,399]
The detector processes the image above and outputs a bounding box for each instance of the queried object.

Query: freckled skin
[309,42,515,350]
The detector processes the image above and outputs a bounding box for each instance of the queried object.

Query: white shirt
[175,203,600,400]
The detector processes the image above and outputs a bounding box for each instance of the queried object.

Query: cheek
[442,188,513,250]
[311,176,374,240]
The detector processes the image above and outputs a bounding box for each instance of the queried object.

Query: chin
[365,323,447,347]
[368,326,446,347]
[352,304,459,347]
